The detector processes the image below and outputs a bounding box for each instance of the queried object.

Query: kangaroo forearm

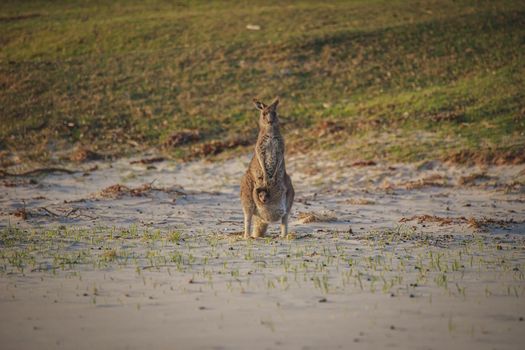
[271,156,283,179]
[255,149,269,181]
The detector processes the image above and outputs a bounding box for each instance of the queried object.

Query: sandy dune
[1,153,524,349]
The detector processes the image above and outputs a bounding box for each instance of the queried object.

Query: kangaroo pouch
[255,191,287,223]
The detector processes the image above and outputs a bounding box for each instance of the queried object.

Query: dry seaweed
[399,215,467,226]
[97,183,185,199]
[297,211,337,223]
[345,198,376,205]
[130,157,165,165]
[401,174,449,190]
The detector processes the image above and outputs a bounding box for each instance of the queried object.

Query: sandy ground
[1,152,525,349]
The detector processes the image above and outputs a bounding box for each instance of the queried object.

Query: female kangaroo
[240,97,294,238]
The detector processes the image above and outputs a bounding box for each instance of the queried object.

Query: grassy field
[1,0,524,165]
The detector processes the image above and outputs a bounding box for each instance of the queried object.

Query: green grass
[1,225,523,299]
[1,0,524,164]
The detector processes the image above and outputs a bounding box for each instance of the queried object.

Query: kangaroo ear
[253,98,267,111]
[268,97,279,111]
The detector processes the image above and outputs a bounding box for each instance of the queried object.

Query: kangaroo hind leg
[280,214,289,238]
[243,209,253,239]
[252,217,268,238]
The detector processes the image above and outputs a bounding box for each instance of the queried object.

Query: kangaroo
[255,187,270,204]
[240,97,295,238]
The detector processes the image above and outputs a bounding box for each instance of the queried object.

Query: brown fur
[240,97,294,238]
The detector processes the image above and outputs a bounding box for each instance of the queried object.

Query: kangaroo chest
[258,134,283,178]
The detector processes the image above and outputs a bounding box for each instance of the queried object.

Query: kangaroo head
[255,187,270,204]
[253,97,280,127]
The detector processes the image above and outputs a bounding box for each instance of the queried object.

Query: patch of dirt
[297,211,337,224]
[163,130,201,148]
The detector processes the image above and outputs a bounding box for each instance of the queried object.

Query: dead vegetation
[10,206,95,221]
[98,183,155,198]
[443,149,525,166]
[69,147,103,162]
[345,198,376,205]
[97,183,185,199]
[2,179,37,187]
[163,130,201,148]
[315,120,345,137]
[458,172,494,186]
[129,157,165,165]
[188,137,252,158]
[502,181,525,194]
[297,211,337,224]
[399,215,467,226]
[401,174,449,190]
[399,215,522,230]
[0,167,77,177]
[0,150,20,168]
[350,160,377,167]
[11,207,28,220]
[465,217,522,230]
[427,110,464,122]
[379,174,449,191]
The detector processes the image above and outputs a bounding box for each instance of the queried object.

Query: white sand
[1,153,524,349]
